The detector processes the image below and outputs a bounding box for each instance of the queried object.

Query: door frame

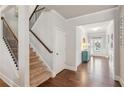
[75,20,115,80]
[53,27,66,75]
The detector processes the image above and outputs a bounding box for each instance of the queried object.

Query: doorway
[54,27,66,75]
[76,20,115,80]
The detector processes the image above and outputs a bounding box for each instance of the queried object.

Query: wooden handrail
[1,17,18,42]
[29,5,53,54]
[35,7,46,13]
[30,29,53,53]
[29,5,39,20]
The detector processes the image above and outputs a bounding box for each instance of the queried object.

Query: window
[94,39,102,52]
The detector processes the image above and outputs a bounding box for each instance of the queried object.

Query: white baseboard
[114,75,124,87]
[51,65,76,78]
[51,65,77,78]
[65,65,77,71]
[120,78,124,87]
[51,72,56,78]
[0,72,19,87]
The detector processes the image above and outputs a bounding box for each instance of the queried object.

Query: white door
[55,28,66,74]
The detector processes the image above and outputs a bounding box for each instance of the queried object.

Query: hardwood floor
[39,57,121,87]
[0,56,121,87]
[0,79,9,87]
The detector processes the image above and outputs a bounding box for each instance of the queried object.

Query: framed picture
[111,34,113,40]
[111,42,113,48]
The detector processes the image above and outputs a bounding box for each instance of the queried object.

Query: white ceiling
[83,20,110,29]
[43,5,117,19]
[80,20,113,33]
[79,20,113,39]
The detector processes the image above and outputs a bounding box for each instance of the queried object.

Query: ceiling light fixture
[91,27,102,31]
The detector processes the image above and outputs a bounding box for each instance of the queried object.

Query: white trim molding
[120,78,124,87]
[67,7,118,21]
[51,72,57,78]
[0,72,19,87]
[114,75,124,87]
[52,64,77,78]
[65,64,77,71]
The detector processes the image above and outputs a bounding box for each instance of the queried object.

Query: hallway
[39,56,121,87]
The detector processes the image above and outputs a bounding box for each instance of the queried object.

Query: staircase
[30,47,52,87]
[2,17,18,69]
[29,5,53,87]
[1,5,53,87]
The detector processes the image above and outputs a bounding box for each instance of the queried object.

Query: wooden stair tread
[30,57,39,62]
[30,63,45,70]
[30,62,43,68]
[30,54,36,57]
[30,69,49,79]
[30,60,43,66]
[30,46,52,87]
[11,48,18,51]
[30,56,39,59]
[30,51,36,54]
[30,66,47,74]
[30,71,51,87]
[30,48,33,50]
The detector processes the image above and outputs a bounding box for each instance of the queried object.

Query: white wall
[66,7,120,79]
[29,5,36,16]
[75,27,82,67]
[3,6,18,37]
[106,21,115,79]
[119,6,124,86]
[31,9,67,75]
